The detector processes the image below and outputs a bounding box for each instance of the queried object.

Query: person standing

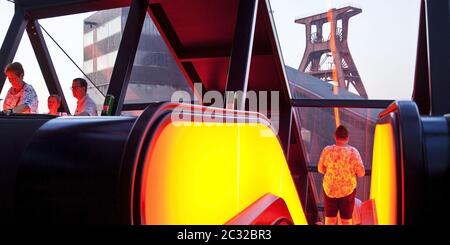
[318,125,365,225]
[2,62,38,114]
[71,78,97,116]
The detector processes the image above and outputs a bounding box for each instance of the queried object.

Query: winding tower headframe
[296,6,368,98]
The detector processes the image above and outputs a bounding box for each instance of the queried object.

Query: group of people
[1,62,97,116]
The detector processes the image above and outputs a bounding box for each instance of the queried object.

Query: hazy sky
[269,0,421,99]
[0,0,421,113]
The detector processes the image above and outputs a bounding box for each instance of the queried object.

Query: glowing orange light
[370,122,397,224]
[140,119,307,225]
[327,9,341,128]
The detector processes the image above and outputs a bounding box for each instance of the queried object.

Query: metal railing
[310,27,344,44]
[292,99,394,108]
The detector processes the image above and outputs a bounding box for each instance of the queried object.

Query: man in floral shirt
[2,62,38,114]
[318,125,365,225]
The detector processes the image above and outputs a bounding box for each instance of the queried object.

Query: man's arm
[353,150,365,177]
[317,148,327,174]
[84,99,98,116]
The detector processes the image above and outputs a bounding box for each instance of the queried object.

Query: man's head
[48,94,61,114]
[4,62,24,89]
[334,125,349,145]
[72,78,88,100]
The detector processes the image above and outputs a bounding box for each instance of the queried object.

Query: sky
[0,0,421,113]
[269,0,421,99]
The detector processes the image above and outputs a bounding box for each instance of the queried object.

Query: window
[142,19,160,36]
[84,30,94,47]
[96,16,122,42]
[97,51,118,71]
[84,59,94,74]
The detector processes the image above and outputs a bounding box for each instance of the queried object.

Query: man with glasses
[2,62,38,114]
[72,78,97,116]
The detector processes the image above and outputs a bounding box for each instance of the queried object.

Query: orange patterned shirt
[318,144,365,198]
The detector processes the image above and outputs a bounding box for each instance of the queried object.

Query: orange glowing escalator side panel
[226,193,294,225]
[370,122,397,225]
[140,119,307,225]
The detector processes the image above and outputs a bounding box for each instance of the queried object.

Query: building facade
[83,7,192,109]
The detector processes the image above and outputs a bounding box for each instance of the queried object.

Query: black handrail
[292,99,394,109]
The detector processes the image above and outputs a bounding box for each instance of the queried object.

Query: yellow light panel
[140,120,307,225]
[370,122,397,225]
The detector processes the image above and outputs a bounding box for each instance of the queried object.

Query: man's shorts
[323,189,356,219]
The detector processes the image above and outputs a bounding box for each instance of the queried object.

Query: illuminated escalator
[1,103,308,224]
[371,101,449,224]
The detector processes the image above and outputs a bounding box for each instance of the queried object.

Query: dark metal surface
[394,101,426,224]
[0,10,27,92]
[413,0,430,115]
[20,0,130,19]
[421,115,450,222]
[122,103,150,111]
[420,0,450,115]
[0,116,52,224]
[15,116,136,224]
